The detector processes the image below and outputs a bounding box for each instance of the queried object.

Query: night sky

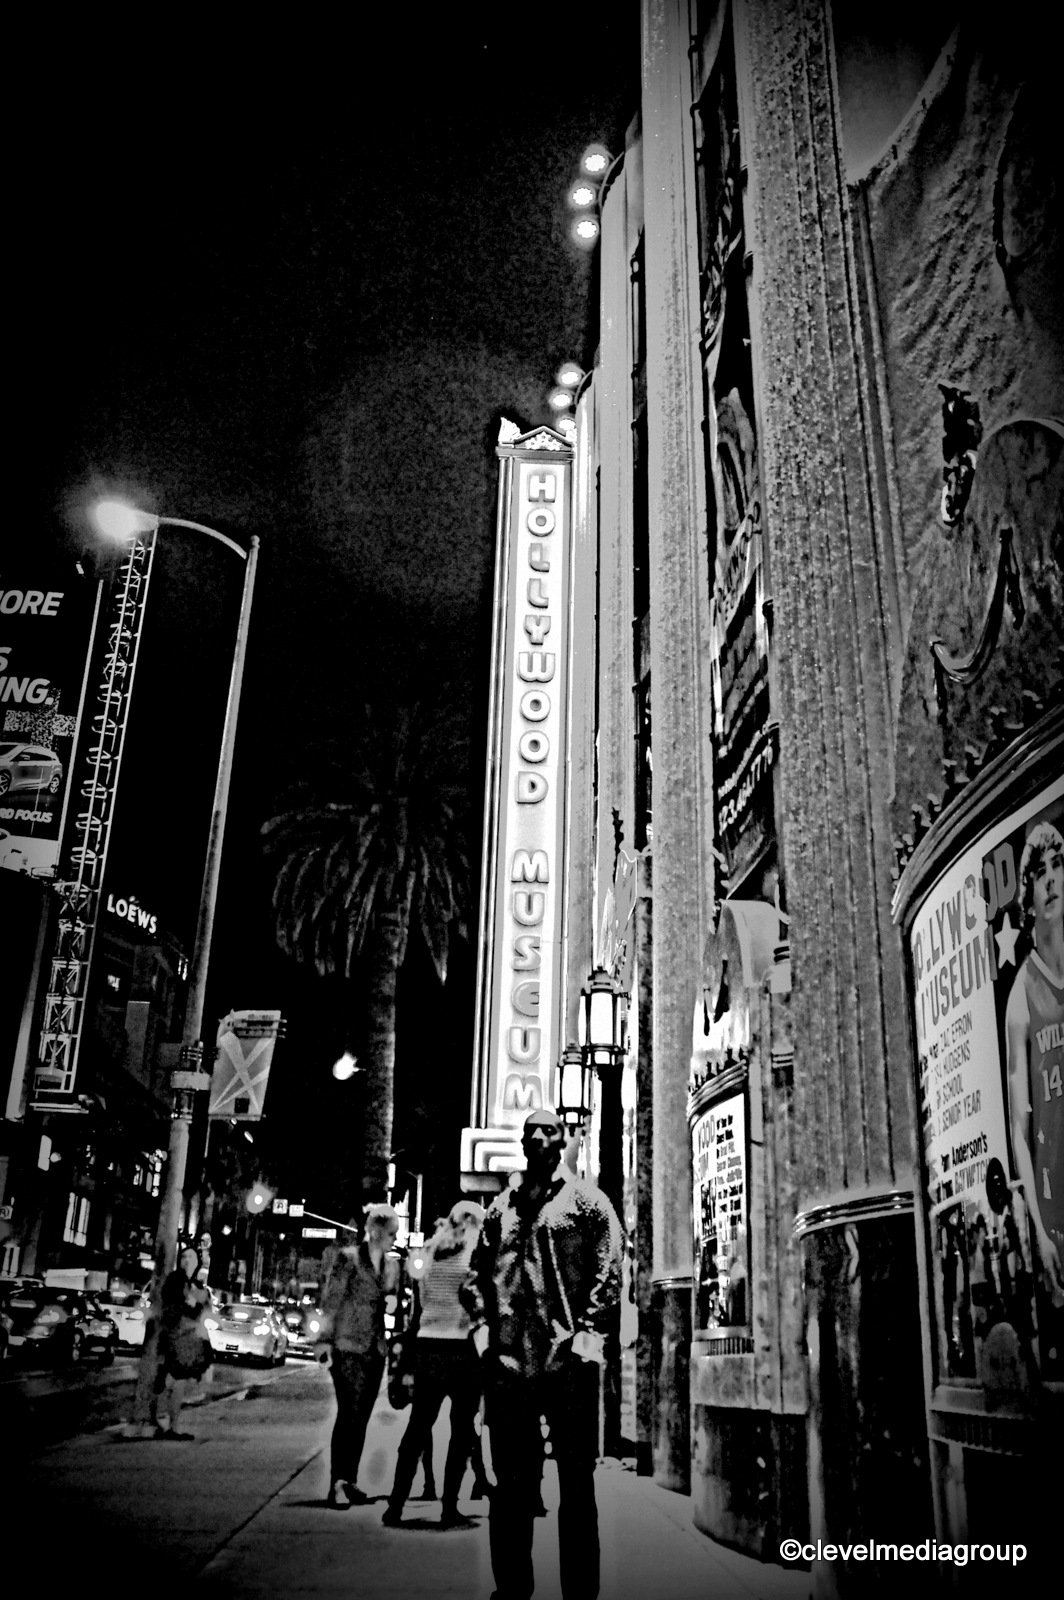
[26,11,640,1217]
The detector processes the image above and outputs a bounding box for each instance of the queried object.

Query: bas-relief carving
[857,30,1062,732]
[892,418,1063,834]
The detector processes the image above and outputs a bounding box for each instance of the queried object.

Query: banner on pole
[208,1009,283,1120]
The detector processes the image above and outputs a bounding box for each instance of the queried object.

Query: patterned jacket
[320,1242,398,1358]
[461,1166,622,1377]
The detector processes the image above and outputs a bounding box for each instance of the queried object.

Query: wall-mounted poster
[912,776,1064,1386]
[692,1092,748,1330]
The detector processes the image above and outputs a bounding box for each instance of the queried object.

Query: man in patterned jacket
[462,1107,622,1600]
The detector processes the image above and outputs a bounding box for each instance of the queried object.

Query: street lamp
[577,964,628,1460]
[557,1041,592,1133]
[91,498,260,1434]
[577,965,628,1074]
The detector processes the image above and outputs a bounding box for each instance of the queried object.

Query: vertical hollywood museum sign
[462,423,574,1182]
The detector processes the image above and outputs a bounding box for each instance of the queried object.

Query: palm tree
[261,701,470,1198]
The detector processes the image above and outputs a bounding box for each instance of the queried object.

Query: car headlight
[308,1319,320,1333]
[204,1318,218,1331]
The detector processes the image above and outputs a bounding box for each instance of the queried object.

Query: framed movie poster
[910,776,1064,1386]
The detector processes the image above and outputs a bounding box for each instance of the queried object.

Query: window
[63,1192,91,1247]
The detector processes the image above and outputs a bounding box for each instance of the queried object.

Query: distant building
[1,885,186,1286]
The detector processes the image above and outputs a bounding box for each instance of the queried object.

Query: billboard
[0,569,97,878]
[912,775,1064,1386]
[463,427,573,1178]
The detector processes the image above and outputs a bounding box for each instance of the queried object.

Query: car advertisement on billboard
[0,566,97,878]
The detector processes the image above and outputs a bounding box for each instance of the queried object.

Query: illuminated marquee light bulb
[556,362,583,388]
[569,183,597,209]
[573,216,600,244]
[548,387,573,411]
[580,144,610,176]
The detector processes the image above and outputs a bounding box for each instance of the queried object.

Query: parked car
[97,1288,151,1347]
[205,1300,289,1366]
[0,1286,117,1365]
[0,742,63,797]
[275,1302,326,1358]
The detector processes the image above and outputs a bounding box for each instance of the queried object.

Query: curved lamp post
[91,498,259,1434]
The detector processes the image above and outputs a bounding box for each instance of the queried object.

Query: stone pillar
[634,861,655,1476]
[733,0,931,1585]
[641,0,711,1490]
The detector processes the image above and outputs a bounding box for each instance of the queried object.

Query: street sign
[272,1198,288,1214]
[289,1203,304,1217]
[302,1227,336,1239]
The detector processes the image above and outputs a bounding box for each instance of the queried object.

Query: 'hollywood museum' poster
[911,776,1063,1385]
[692,1092,747,1330]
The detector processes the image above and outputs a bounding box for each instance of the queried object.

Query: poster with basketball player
[911,775,1063,1387]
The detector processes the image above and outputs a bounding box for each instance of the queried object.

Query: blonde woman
[382,1201,485,1529]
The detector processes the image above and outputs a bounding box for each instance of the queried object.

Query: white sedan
[206,1300,289,1366]
[96,1290,150,1347]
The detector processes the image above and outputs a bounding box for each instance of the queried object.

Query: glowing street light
[92,498,153,541]
[332,1052,360,1081]
[572,216,600,245]
[548,387,574,412]
[556,362,584,389]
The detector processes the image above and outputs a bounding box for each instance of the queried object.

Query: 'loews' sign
[104,892,159,936]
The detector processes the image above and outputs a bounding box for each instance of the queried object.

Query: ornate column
[641,0,712,1489]
[733,0,931,1585]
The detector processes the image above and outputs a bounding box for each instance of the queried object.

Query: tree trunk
[360,907,404,1199]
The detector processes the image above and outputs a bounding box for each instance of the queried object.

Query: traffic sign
[289,1203,304,1217]
[302,1227,336,1239]
[272,1198,289,1214]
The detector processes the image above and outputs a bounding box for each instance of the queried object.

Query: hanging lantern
[557,1041,592,1130]
[578,966,628,1074]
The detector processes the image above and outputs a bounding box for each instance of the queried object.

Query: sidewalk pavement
[0,1351,264,1445]
[18,1360,812,1600]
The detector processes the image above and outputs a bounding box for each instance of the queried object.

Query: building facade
[2,884,185,1286]
[561,0,1060,1585]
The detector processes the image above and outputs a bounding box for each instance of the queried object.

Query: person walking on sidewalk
[383,1201,488,1530]
[319,1203,400,1509]
[462,1107,622,1600]
[153,1244,213,1440]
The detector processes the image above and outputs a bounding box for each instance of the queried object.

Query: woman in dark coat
[153,1244,212,1440]
[319,1204,400,1509]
